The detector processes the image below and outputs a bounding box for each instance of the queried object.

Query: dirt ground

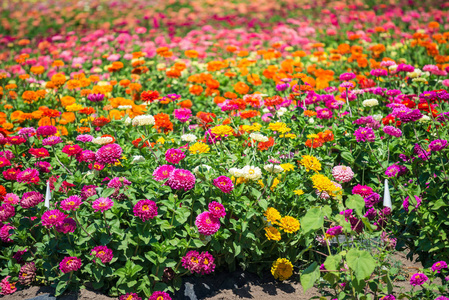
[1,252,424,300]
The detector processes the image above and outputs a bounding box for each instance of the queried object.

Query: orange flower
[234,82,250,95]
[189,85,204,96]
[92,116,110,127]
[22,91,37,104]
[166,68,181,78]
[60,96,76,107]
[224,92,237,99]
[226,45,237,53]
[240,110,260,119]
[30,66,45,75]
[185,50,199,58]
[52,60,64,67]
[51,73,66,87]
[43,109,61,118]
[304,110,317,117]
[153,113,173,133]
[178,100,193,108]
[77,127,91,133]
[214,96,226,104]
[79,107,96,115]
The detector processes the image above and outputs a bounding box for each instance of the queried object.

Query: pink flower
[59,257,82,273]
[149,291,172,300]
[60,195,82,211]
[96,143,123,165]
[208,201,226,219]
[42,136,62,146]
[90,246,114,263]
[153,165,175,181]
[0,276,17,295]
[198,251,216,275]
[173,108,192,123]
[16,168,40,184]
[182,250,216,275]
[36,125,57,137]
[21,191,44,209]
[41,209,67,228]
[0,223,15,242]
[165,148,186,164]
[195,211,220,236]
[107,177,132,188]
[133,199,158,222]
[0,204,15,222]
[213,176,234,193]
[332,166,354,182]
[119,293,141,300]
[3,193,19,205]
[62,144,83,157]
[0,157,11,168]
[352,184,374,198]
[166,169,196,191]
[55,218,77,233]
[409,273,428,286]
[92,197,114,212]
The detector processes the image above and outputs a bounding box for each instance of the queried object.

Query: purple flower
[276,83,290,92]
[87,93,105,102]
[414,143,430,161]
[213,176,234,193]
[326,226,343,237]
[364,193,381,207]
[385,165,401,178]
[431,261,447,273]
[354,127,375,142]
[429,139,447,152]
[398,109,422,123]
[383,126,402,137]
[364,208,377,220]
[409,273,428,286]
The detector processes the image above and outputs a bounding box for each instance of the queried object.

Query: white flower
[241,165,262,181]
[264,164,284,173]
[132,155,145,164]
[362,99,379,107]
[407,68,422,78]
[193,164,212,175]
[277,107,288,116]
[389,65,398,72]
[132,115,155,126]
[249,132,268,142]
[418,115,431,123]
[118,105,132,110]
[229,167,244,178]
[412,77,427,83]
[308,118,315,124]
[181,134,197,142]
[124,117,132,125]
[92,136,114,145]
[262,108,270,113]
[372,114,383,121]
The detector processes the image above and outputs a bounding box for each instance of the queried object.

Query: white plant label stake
[45,180,51,208]
[383,179,392,210]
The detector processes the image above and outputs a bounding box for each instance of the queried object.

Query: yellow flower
[280,133,296,139]
[156,137,165,144]
[66,103,83,112]
[306,133,319,139]
[189,142,210,154]
[265,227,281,241]
[121,155,127,160]
[270,178,280,191]
[311,174,339,196]
[293,189,304,196]
[300,155,322,172]
[264,207,281,225]
[242,122,262,132]
[258,179,265,188]
[210,125,234,137]
[268,122,291,134]
[280,216,300,233]
[271,258,293,281]
[280,163,295,172]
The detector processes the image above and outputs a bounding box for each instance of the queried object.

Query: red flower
[62,145,83,157]
[258,137,275,151]
[141,90,160,102]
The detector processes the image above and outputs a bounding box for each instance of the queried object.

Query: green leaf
[323,254,342,271]
[346,249,376,280]
[301,208,324,234]
[346,195,365,217]
[341,151,355,163]
[300,262,320,293]
[258,199,268,211]
[55,280,68,296]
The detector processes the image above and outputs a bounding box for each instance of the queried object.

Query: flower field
[1,0,449,299]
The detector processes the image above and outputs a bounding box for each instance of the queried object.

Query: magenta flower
[35,161,52,173]
[326,226,343,237]
[90,246,114,263]
[133,199,158,222]
[92,197,114,212]
[21,191,44,209]
[182,250,202,273]
[153,164,175,181]
[76,134,94,143]
[370,69,388,77]
[96,143,123,165]
[198,251,216,275]
[16,168,40,184]
[383,126,402,137]
[166,169,196,191]
[0,204,15,222]
[0,223,15,243]
[339,72,356,81]
[352,185,374,198]
[364,193,381,208]
[41,209,67,228]
[208,201,226,219]
[354,127,375,142]
[59,256,82,273]
[81,185,98,200]
[42,136,62,146]
[385,165,401,178]
[119,293,141,300]
[213,176,234,193]
[173,108,192,123]
[76,150,96,162]
[409,273,428,286]
[403,195,422,212]
[3,193,19,205]
[431,261,447,273]
[429,139,447,152]
[107,177,132,188]
[55,218,77,234]
[60,195,83,211]
[36,125,57,137]
[165,148,186,164]
[0,157,11,168]
[195,211,220,236]
[332,166,354,182]
[149,291,172,300]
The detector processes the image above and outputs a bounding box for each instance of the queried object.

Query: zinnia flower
[165,148,186,164]
[409,273,428,286]
[265,226,281,241]
[59,256,82,273]
[271,258,293,281]
[0,203,15,222]
[21,191,44,209]
[18,262,36,286]
[92,197,114,212]
[41,209,67,228]
[213,176,234,193]
[55,218,77,233]
[60,195,82,211]
[150,291,172,300]
[16,168,40,184]
[0,276,17,295]
[429,139,447,152]
[279,216,300,233]
[300,155,321,172]
[332,166,354,182]
[96,143,123,165]
[153,165,175,181]
[354,127,375,142]
[264,207,281,225]
[62,144,83,157]
[431,261,447,273]
[166,169,196,191]
[119,293,141,300]
[208,201,226,219]
[352,184,374,198]
[91,246,114,263]
[195,211,220,236]
[133,199,158,222]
